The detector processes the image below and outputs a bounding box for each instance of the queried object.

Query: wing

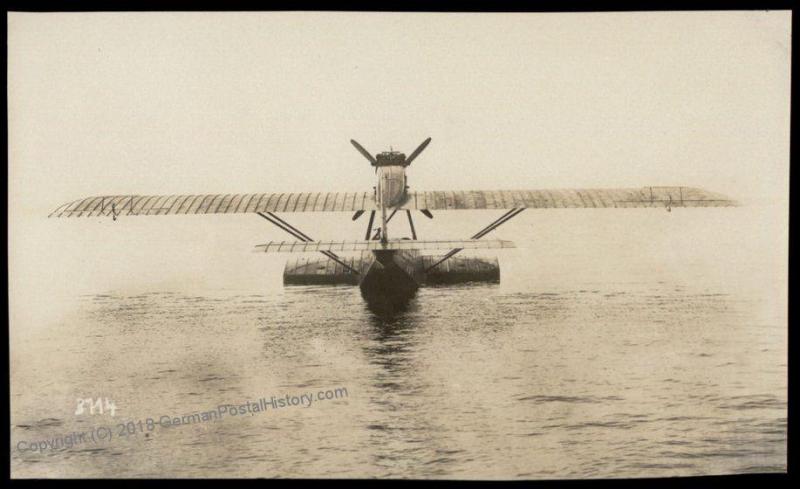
[49,186,737,217]
[49,192,377,218]
[253,239,515,253]
[400,187,737,210]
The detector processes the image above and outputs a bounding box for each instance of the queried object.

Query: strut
[382,208,417,239]
[364,210,376,240]
[406,210,417,240]
[425,208,524,272]
[257,212,359,274]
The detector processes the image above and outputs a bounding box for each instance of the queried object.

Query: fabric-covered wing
[254,239,515,253]
[49,192,377,218]
[400,187,737,210]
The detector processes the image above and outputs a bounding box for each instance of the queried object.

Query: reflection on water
[360,286,418,319]
[10,279,786,478]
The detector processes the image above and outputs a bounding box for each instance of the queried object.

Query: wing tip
[49,198,81,218]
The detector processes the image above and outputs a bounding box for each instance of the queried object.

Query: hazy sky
[9,11,791,215]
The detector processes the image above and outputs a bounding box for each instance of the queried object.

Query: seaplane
[50,137,738,312]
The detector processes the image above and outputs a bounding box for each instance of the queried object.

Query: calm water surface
[11,208,787,478]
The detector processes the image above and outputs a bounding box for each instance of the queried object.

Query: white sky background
[8,11,791,210]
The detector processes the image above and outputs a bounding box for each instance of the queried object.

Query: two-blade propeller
[350,137,431,167]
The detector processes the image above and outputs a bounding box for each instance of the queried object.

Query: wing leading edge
[254,239,516,253]
[49,186,737,218]
[49,192,378,218]
[400,187,737,210]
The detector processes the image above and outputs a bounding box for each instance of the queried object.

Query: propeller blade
[421,209,434,219]
[352,210,365,221]
[405,137,432,165]
[350,139,377,165]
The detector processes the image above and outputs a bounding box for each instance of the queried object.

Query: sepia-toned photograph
[8,10,789,479]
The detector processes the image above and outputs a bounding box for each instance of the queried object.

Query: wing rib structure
[49,192,377,218]
[254,239,515,253]
[403,187,737,210]
[50,187,737,218]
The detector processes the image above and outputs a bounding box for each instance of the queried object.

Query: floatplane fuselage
[50,137,738,314]
[275,138,512,311]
